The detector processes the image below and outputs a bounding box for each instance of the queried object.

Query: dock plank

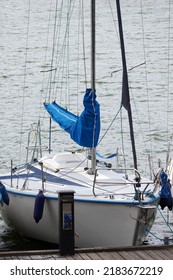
[79,253,91,260]
[118,250,135,260]
[97,251,117,260]
[108,251,124,260]
[151,250,169,260]
[123,250,142,260]
[18,255,31,260]
[71,254,83,260]
[161,249,173,259]
[11,256,20,260]
[143,250,163,260]
[134,250,154,260]
[65,256,74,260]
[30,254,43,260]
[1,244,173,260]
[86,252,102,260]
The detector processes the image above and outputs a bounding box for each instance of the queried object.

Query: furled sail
[44,88,100,147]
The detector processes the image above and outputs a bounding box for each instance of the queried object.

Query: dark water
[0,0,173,251]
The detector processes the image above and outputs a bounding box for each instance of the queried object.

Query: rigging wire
[108,0,119,39]
[76,0,88,115]
[122,0,159,176]
[166,0,171,146]
[98,105,121,145]
[64,0,71,108]
[40,0,54,121]
[81,0,88,88]
[18,0,31,168]
[76,0,82,114]
[47,0,59,102]
[120,107,127,171]
[53,0,76,106]
[48,0,88,114]
[131,97,154,178]
[54,0,66,104]
[165,0,172,170]
[140,0,154,169]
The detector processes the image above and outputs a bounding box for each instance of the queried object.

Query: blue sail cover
[44,88,100,147]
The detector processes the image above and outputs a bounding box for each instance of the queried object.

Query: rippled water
[0,0,173,250]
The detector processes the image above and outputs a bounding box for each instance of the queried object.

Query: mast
[90,0,96,173]
[116,0,138,170]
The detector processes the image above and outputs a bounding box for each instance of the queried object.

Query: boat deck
[1,244,173,260]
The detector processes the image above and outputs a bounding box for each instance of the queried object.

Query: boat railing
[26,121,49,164]
[92,167,154,198]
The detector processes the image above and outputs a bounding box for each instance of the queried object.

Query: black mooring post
[58,191,75,256]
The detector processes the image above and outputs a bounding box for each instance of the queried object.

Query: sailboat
[0,0,161,248]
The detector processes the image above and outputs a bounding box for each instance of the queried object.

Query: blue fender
[159,172,173,211]
[33,190,45,223]
[0,182,10,205]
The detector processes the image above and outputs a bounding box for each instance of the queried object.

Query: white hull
[2,190,157,248]
[0,152,159,248]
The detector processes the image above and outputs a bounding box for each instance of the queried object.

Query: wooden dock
[1,244,173,260]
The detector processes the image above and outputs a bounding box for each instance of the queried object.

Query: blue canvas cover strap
[44,88,100,147]
[44,101,77,132]
[96,152,117,159]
